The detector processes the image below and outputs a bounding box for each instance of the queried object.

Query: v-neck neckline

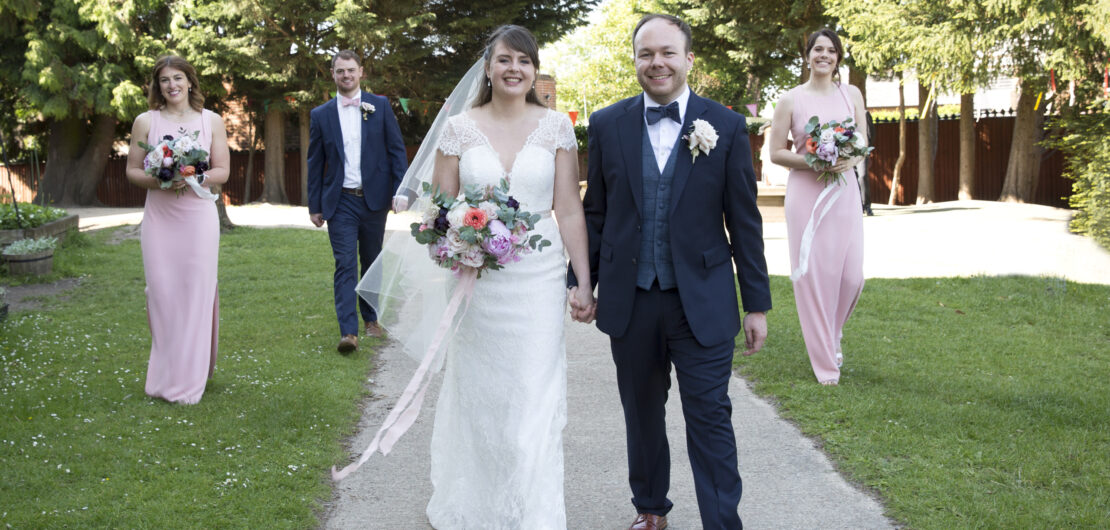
[462,112,546,176]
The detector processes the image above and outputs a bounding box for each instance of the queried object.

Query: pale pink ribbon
[331,267,478,481]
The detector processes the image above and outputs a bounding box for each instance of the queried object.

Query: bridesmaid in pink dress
[769,30,867,385]
[124,55,231,404]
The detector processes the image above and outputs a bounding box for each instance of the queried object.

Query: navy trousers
[610,284,743,529]
[327,193,388,336]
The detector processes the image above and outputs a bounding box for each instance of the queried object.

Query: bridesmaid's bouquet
[140,131,210,193]
[803,116,874,185]
[412,179,550,277]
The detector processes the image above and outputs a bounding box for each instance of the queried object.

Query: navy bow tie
[645,101,681,125]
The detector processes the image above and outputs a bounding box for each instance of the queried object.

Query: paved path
[72,200,1110,529]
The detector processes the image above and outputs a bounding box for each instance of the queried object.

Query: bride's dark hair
[474,25,544,107]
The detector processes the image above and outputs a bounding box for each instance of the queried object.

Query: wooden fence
[0,116,1071,208]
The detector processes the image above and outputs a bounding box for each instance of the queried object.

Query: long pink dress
[141,109,220,404]
[785,85,865,384]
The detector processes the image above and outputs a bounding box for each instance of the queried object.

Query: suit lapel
[670,93,706,215]
[618,95,645,216]
[329,98,346,160]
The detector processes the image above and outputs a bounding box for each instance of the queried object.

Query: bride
[360,25,592,528]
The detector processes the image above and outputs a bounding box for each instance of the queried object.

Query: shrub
[0,202,68,230]
[574,123,588,153]
[1046,103,1110,250]
[3,236,58,255]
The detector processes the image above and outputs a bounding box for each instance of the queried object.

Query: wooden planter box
[0,214,79,247]
[3,249,54,276]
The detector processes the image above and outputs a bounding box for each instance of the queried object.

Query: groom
[308,50,407,354]
[570,14,771,530]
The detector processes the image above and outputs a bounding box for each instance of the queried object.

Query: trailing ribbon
[184,176,219,201]
[331,267,478,481]
[791,178,846,281]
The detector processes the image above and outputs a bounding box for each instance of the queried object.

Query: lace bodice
[438,109,577,213]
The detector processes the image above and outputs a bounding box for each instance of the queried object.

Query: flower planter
[0,214,79,248]
[4,249,54,276]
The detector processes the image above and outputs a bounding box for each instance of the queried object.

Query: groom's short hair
[632,14,692,53]
[332,50,362,68]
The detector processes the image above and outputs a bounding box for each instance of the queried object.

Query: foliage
[0,226,378,527]
[737,274,1110,528]
[2,236,58,256]
[544,0,661,118]
[0,203,69,230]
[1046,103,1110,249]
[665,0,831,105]
[574,123,588,152]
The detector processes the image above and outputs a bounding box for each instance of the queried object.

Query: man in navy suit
[569,14,771,530]
[308,50,407,354]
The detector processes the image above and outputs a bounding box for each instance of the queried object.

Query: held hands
[741,312,768,356]
[567,286,596,324]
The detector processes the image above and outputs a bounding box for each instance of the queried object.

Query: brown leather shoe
[364,321,384,338]
[629,513,667,530]
[337,334,358,354]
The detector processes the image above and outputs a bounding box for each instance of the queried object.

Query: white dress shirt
[643,86,691,172]
[337,96,363,189]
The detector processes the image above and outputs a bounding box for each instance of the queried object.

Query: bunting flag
[399,98,411,114]
[1104,66,1108,97]
[746,104,759,116]
[727,105,733,110]
[568,111,578,125]
[1049,69,1056,93]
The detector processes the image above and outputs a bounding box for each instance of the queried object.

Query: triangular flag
[746,104,758,116]
[568,111,578,125]
[399,98,410,114]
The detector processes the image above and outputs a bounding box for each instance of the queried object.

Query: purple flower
[162,135,174,141]
[816,142,839,163]
[195,161,210,173]
[434,207,450,232]
[482,220,513,258]
[506,196,520,210]
[157,168,174,181]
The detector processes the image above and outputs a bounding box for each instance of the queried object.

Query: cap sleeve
[555,112,578,152]
[437,116,464,157]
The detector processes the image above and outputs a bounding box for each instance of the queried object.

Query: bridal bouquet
[803,116,873,185]
[140,132,210,193]
[412,179,550,277]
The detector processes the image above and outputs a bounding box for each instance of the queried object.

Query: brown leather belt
[341,187,364,197]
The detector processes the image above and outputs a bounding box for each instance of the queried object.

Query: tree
[0,0,169,206]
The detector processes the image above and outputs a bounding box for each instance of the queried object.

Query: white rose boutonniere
[360,102,375,121]
[683,119,718,163]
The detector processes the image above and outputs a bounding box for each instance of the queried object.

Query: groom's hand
[742,312,767,356]
[310,213,324,227]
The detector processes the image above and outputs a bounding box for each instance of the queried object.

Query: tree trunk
[999,82,1046,203]
[958,92,976,200]
[889,75,906,206]
[38,115,116,206]
[916,82,937,204]
[299,108,310,206]
[260,106,288,204]
[244,117,258,204]
[848,66,867,106]
[214,186,235,231]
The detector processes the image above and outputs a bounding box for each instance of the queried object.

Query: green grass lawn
[0,226,377,528]
[4,226,1109,528]
[737,275,1110,528]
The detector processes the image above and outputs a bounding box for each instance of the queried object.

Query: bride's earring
[487,77,491,87]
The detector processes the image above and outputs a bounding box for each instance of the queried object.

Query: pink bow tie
[340,96,360,107]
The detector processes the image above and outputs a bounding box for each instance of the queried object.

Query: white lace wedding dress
[426,108,577,529]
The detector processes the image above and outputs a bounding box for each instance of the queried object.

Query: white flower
[477,201,499,221]
[852,133,867,149]
[685,119,719,162]
[457,247,485,268]
[445,227,469,256]
[422,203,441,226]
[360,102,375,120]
[819,128,836,144]
[446,202,468,228]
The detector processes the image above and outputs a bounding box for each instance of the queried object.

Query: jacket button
[636,225,641,231]
[632,258,638,265]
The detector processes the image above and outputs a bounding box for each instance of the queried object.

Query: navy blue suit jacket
[574,92,772,346]
[307,92,407,219]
